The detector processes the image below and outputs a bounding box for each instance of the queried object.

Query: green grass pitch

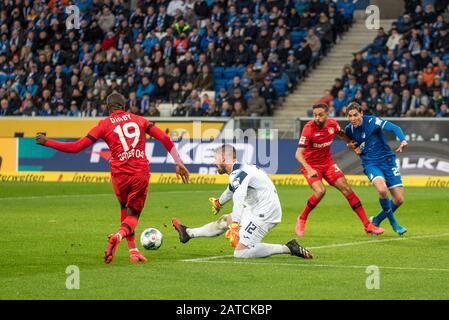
[1,182,448,300]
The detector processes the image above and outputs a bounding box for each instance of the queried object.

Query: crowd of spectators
[317,0,449,118]
[0,0,353,118]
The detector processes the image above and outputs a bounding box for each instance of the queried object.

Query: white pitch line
[181,232,449,263]
[186,260,449,273]
[307,232,449,250]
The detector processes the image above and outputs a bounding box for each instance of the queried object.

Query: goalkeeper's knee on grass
[233,244,289,259]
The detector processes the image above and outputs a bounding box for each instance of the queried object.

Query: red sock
[120,208,138,250]
[120,208,127,222]
[346,192,369,227]
[300,194,321,221]
[118,215,139,238]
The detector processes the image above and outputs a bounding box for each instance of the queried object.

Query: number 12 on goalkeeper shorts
[245,222,257,234]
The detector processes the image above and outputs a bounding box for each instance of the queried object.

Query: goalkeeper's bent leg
[233,243,290,259]
[186,214,230,238]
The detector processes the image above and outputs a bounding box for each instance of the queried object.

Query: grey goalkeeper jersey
[218,163,282,223]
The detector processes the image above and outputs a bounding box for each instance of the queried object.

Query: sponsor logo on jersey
[313,141,333,148]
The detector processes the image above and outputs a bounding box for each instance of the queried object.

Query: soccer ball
[140,228,163,250]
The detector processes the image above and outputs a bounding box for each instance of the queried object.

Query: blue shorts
[363,157,403,189]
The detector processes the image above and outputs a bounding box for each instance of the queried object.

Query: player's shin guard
[299,194,321,221]
[378,198,406,234]
[379,198,398,226]
[346,192,370,227]
[187,214,229,238]
[374,199,398,224]
[118,215,139,238]
[233,243,290,259]
[120,208,138,250]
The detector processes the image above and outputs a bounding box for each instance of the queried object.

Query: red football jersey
[87,110,153,175]
[298,118,341,165]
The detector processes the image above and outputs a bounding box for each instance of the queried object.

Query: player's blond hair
[214,144,236,160]
[346,102,362,114]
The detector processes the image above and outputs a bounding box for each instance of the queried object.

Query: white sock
[234,243,290,259]
[187,215,229,238]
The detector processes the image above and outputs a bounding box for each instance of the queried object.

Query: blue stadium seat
[408,77,417,86]
[236,66,245,78]
[213,67,224,79]
[0,74,8,85]
[443,53,449,63]
[290,31,306,46]
[223,67,240,79]
[214,79,227,92]
[273,79,288,97]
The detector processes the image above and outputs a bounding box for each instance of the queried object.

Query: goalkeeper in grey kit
[172,144,312,259]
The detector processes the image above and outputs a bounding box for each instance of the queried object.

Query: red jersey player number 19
[36,93,190,264]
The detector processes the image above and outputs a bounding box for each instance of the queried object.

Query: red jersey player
[35,93,190,264]
[295,103,384,236]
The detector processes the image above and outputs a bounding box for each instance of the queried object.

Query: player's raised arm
[146,123,190,183]
[35,124,102,153]
[381,121,408,153]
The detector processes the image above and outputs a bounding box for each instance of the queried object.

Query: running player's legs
[105,174,150,263]
[111,174,131,209]
[126,173,150,212]
[329,165,383,234]
[365,163,407,235]
[296,166,327,236]
[371,160,407,234]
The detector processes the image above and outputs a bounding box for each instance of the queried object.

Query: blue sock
[376,199,398,223]
[379,198,398,227]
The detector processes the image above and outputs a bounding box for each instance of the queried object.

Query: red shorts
[111,173,150,211]
[301,162,345,187]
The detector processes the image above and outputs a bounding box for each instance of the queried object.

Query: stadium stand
[0,0,352,118]
[319,0,449,118]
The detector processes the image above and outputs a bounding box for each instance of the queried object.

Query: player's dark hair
[215,144,236,159]
[346,102,362,114]
[312,103,329,112]
[106,93,126,110]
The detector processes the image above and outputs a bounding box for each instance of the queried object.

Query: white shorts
[238,208,281,247]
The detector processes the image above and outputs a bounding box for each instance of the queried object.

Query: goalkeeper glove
[208,197,221,215]
[225,222,240,248]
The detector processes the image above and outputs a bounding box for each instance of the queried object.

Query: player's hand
[176,163,190,184]
[306,168,318,178]
[225,222,240,248]
[395,141,408,153]
[347,140,358,150]
[353,147,362,156]
[208,197,221,215]
[35,134,48,145]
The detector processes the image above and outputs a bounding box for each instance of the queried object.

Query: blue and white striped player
[345,103,408,235]
[172,144,313,259]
